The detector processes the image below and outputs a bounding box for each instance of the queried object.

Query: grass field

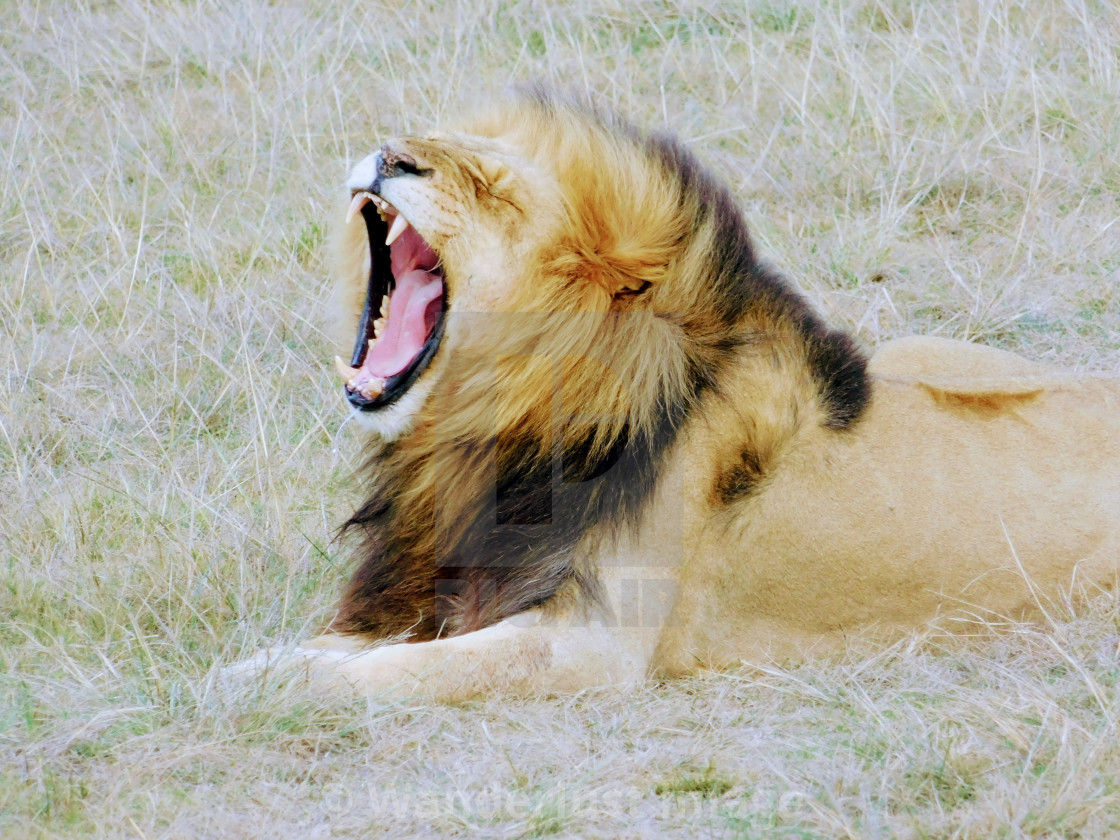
[3,0,1120,836]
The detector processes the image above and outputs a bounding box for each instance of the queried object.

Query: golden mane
[329,92,867,639]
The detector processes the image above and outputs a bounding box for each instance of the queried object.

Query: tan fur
[654,337,1120,672]
[238,94,1120,701]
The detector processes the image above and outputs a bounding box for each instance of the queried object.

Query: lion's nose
[346,151,381,193]
[347,145,429,196]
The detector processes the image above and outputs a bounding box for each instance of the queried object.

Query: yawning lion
[243,91,1120,700]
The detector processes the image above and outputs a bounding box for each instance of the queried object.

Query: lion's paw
[221,640,425,699]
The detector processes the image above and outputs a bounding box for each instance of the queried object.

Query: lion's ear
[565,161,681,303]
[579,201,680,303]
[589,246,663,305]
[574,259,654,309]
[612,276,652,298]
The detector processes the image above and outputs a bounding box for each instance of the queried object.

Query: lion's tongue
[361,269,443,378]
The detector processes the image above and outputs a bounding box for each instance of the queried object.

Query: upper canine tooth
[346,192,373,225]
[385,214,410,246]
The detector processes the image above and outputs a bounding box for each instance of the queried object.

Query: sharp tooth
[360,380,384,399]
[346,192,374,225]
[373,317,386,337]
[334,355,360,382]
[380,295,390,317]
[385,213,410,246]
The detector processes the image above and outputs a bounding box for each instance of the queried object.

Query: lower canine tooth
[333,355,360,382]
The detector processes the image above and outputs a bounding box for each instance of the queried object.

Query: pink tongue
[361,269,443,378]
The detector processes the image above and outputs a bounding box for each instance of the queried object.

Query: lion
[242,91,1120,701]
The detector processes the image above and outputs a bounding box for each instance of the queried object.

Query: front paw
[224,639,428,698]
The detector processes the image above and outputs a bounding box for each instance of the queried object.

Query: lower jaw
[347,378,434,439]
[346,316,445,412]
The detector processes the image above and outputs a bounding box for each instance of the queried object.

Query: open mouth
[333,192,445,410]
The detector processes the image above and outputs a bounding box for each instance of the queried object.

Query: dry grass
[3,0,1120,836]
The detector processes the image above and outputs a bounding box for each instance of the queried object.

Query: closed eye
[395,159,430,177]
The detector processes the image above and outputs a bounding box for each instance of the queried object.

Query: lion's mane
[330,92,869,641]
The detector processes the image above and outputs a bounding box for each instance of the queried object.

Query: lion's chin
[346,374,436,440]
[334,195,446,417]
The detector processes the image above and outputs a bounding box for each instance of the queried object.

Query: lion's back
[869,335,1052,380]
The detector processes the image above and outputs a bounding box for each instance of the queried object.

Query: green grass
[3,0,1120,836]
